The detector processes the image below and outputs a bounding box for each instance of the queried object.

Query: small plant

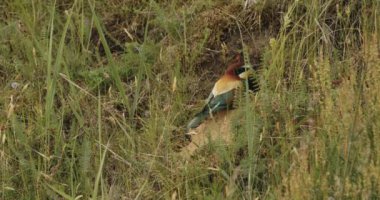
[0,0,379,199]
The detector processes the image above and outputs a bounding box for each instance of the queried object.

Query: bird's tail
[186,106,210,131]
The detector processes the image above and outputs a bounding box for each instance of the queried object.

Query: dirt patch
[180,110,237,158]
[89,1,283,155]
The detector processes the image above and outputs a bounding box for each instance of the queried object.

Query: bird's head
[232,53,243,64]
[226,53,244,75]
[226,53,254,79]
[235,63,254,79]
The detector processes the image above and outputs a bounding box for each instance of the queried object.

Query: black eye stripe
[234,67,249,75]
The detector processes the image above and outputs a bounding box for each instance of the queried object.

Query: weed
[0,0,379,199]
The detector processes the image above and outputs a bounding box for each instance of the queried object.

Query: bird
[186,54,258,132]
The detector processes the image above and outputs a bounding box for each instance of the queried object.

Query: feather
[186,54,259,132]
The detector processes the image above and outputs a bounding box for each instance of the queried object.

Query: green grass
[1,0,379,199]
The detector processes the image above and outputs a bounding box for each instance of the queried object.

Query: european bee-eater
[186,54,258,131]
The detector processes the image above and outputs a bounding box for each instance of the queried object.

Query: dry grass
[1,0,379,199]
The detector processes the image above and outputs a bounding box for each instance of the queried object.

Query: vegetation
[1,0,379,199]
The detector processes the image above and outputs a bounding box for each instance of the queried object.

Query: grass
[1,0,379,199]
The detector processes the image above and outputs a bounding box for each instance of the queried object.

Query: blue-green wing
[186,90,235,130]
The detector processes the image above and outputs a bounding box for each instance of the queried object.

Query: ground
[1,0,380,199]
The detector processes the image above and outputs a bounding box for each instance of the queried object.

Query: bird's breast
[211,75,242,97]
